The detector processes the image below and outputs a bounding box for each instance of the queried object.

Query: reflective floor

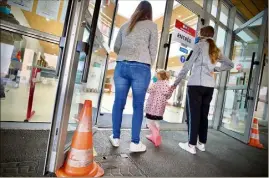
[0,83,184,124]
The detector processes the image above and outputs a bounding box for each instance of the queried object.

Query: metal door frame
[44,0,93,173]
[0,20,60,44]
[217,10,268,143]
[44,0,113,174]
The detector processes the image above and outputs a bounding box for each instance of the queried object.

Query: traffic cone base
[56,162,104,177]
[249,139,264,149]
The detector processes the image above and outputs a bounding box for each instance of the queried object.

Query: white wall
[44,53,58,68]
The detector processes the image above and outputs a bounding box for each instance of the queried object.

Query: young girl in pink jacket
[145,70,174,146]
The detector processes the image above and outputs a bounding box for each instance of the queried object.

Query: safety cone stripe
[77,122,92,132]
[67,159,92,168]
[252,123,258,129]
[67,148,93,167]
[251,133,260,140]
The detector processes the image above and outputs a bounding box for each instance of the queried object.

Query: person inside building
[172,26,234,154]
[0,1,23,99]
[109,0,158,152]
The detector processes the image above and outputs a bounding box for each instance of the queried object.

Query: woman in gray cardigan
[109,1,158,152]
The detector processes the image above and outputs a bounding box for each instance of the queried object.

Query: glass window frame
[219,2,229,25]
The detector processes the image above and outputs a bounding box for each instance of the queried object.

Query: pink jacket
[145,80,173,117]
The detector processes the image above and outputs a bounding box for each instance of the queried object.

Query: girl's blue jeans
[112,61,151,144]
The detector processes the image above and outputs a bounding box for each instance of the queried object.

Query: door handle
[244,52,255,108]
[255,54,266,111]
[55,0,73,77]
[81,0,101,83]
[164,34,172,70]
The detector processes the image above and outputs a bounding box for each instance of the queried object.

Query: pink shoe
[154,128,162,147]
[147,124,162,147]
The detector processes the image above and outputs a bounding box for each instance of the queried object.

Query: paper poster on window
[7,0,34,12]
[36,0,60,20]
[60,0,68,23]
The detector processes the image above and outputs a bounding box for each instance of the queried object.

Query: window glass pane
[1,34,60,122]
[221,17,263,135]
[220,3,229,25]
[216,26,226,52]
[209,20,215,28]
[5,0,69,36]
[211,0,218,17]
[89,0,116,43]
[194,0,204,7]
[234,16,244,30]
[209,89,218,120]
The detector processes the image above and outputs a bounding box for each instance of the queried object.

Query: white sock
[147,119,155,127]
[154,121,160,130]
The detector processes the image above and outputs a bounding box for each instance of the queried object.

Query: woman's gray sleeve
[173,45,200,86]
[149,24,158,66]
[114,27,122,54]
[214,53,234,72]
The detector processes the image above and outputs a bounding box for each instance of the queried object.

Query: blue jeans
[112,61,151,143]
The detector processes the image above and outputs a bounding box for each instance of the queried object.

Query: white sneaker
[179,142,196,154]
[109,135,120,147]
[196,142,205,152]
[130,142,147,152]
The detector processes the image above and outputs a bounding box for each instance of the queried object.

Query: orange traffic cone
[248,118,264,149]
[56,100,104,177]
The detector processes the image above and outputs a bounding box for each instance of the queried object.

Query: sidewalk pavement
[93,129,268,177]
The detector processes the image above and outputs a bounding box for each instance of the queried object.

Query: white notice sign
[36,0,60,20]
[7,0,34,12]
[172,19,196,48]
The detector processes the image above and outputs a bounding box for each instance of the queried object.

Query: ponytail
[199,26,220,64]
[206,38,220,64]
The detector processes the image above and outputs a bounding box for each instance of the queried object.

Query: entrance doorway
[163,2,199,125]
[219,10,268,143]
[96,0,173,128]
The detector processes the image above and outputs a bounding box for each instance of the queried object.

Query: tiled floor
[1,129,267,177]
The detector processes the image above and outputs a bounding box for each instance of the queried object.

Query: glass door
[44,0,112,174]
[219,10,268,143]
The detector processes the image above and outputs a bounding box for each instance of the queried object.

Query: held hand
[170,85,176,90]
